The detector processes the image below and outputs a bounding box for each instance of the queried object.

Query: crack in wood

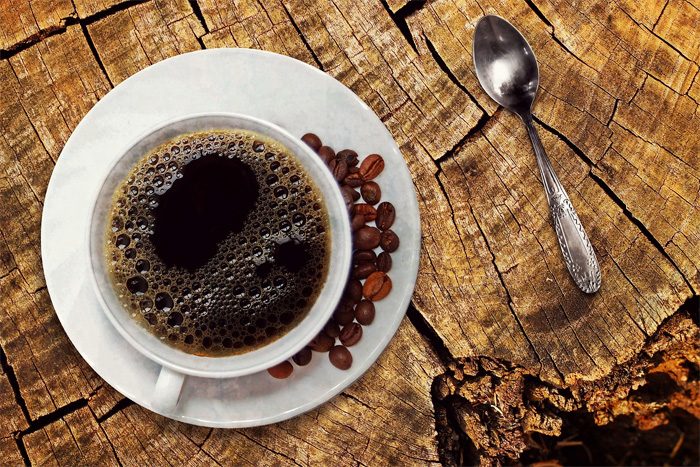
[280,2,325,70]
[378,0,426,54]
[0,346,31,424]
[17,399,88,438]
[407,302,455,363]
[521,0,599,75]
[606,98,620,126]
[79,23,114,88]
[434,111,492,165]
[423,37,487,115]
[96,398,134,423]
[651,0,670,30]
[187,0,210,33]
[15,436,31,467]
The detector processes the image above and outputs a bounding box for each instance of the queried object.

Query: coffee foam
[105,130,329,356]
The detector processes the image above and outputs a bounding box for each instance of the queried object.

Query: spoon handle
[522,114,601,293]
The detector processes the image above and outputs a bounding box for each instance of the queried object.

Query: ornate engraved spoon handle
[522,114,601,293]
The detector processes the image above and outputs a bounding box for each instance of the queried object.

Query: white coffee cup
[88,113,352,413]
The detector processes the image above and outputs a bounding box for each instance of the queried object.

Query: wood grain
[0,0,697,464]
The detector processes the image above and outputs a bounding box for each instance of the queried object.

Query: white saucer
[41,49,421,428]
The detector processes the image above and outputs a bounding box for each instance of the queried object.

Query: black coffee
[105,130,329,356]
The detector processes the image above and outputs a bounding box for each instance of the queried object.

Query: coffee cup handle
[151,366,185,413]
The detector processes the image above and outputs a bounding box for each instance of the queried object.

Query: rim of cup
[87,112,352,378]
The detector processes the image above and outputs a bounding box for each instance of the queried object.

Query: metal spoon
[472,15,601,293]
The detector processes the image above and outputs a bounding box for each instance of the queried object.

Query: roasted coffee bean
[352,262,377,279]
[359,154,384,180]
[380,229,400,252]
[340,185,355,206]
[345,279,364,303]
[352,249,377,265]
[339,323,362,346]
[333,299,355,325]
[343,172,364,187]
[352,203,377,222]
[348,166,360,174]
[337,149,359,166]
[375,202,395,230]
[329,158,348,181]
[318,145,335,162]
[353,226,381,250]
[360,181,381,205]
[309,332,334,352]
[349,188,360,201]
[376,251,392,272]
[324,319,341,338]
[354,300,375,325]
[268,360,293,378]
[302,133,322,152]
[351,214,365,232]
[329,345,353,370]
[363,271,392,301]
[293,347,312,366]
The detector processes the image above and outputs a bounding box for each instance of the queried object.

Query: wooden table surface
[1,0,698,465]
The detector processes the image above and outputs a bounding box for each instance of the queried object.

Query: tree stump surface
[0,0,698,465]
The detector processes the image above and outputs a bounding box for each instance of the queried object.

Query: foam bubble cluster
[105,130,329,356]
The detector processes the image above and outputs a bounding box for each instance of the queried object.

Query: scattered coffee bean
[317,147,334,165]
[302,133,322,152]
[380,229,400,252]
[345,279,364,303]
[354,226,381,250]
[293,347,312,366]
[339,322,363,346]
[351,214,365,231]
[337,149,359,166]
[329,158,348,182]
[352,249,377,265]
[324,319,341,338]
[309,332,334,352]
[343,172,364,187]
[359,154,384,180]
[361,181,381,205]
[375,202,395,230]
[340,186,355,206]
[329,345,353,370]
[352,261,377,279]
[268,360,293,378]
[333,299,355,325]
[318,145,335,161]
[363,271,392,301]
[334,309,354,325]
[354,300,375,325]
[352,203,377,222]
[349,188,361,201]
[376,251,392,272]
[352,262,377,279]
[348,166,360,174]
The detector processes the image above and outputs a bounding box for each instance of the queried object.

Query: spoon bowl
[473,15,539,115]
